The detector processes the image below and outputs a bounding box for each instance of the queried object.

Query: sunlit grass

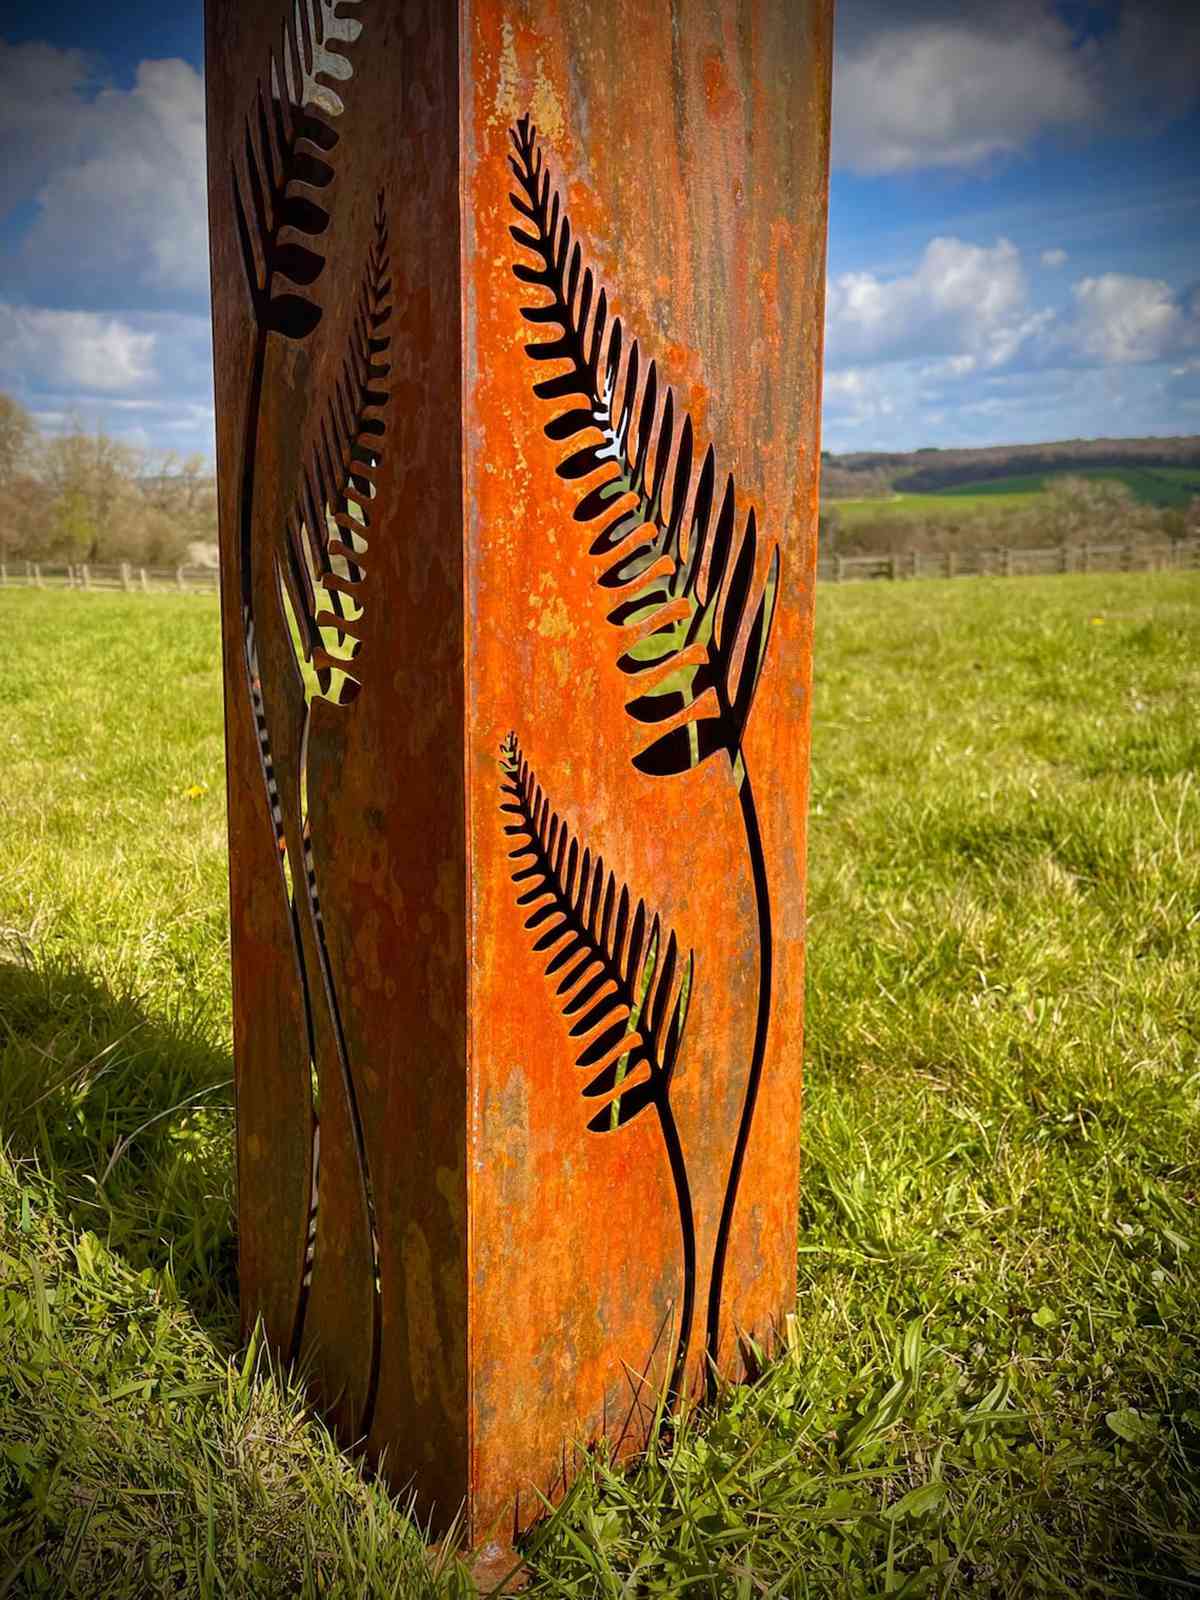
[826,489,1036,525]
[1,574,1197,1597]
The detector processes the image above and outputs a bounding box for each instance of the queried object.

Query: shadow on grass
[0,944,238,1345]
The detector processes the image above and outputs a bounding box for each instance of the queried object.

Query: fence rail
[817,539,1200,584]
[1,541,1197,596]
[0,560,219,593]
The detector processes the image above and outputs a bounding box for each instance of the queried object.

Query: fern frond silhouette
[500,732,696,1393]
[507,115,780,780]
[232,0,364,342]
[501,732,692,1130]
[279,191,392,702]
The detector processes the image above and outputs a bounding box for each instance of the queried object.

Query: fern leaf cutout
[277,191,392,703]
[500,732,697,1396]
[232,0,365,340]
[500,733,693,1132]
[507,115,782,779]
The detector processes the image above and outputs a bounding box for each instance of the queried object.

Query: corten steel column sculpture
[205,0,832,1551]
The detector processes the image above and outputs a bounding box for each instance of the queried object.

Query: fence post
[834,554,844,583]
[0,561,6,588]
[176,565,186,592]
[946,549,956,579]
[1059,543,1068,574]
[889,551,897,581]
[140,567,149,593]
[81,562,91,590]
[1081,543,1090,573]
[34,562,43,589]
[1123,540,1133,572]
[1003,547,1013,577]
[121,561,132,592]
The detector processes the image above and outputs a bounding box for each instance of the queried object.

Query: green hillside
[823,464,1200,528]
[935,467,1200,507]
[819,434,1200,507]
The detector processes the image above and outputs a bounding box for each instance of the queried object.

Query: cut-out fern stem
[500,732,696,1403]
[508,115,781,1391]
[231,1,381,1423]
[706,755,771,1389]
[274,192,393,1430]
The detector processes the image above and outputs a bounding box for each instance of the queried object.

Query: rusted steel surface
[206,0,831,1552]
[205,0,468,1504]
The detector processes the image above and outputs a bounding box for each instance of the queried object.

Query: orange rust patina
[205,0,832,1556]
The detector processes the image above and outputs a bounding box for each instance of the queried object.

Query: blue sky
[1,0,1198,458]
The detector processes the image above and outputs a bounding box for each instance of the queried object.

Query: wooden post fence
[5,541,1194,601]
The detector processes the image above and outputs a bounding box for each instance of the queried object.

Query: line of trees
[0,393,218,568]
[820,475,1200,558]
[5,388,1197,569]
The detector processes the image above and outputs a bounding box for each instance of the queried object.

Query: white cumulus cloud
[833,4,1097,174]
[0,303,156,392]
[3,50,208,308]
[1069,274,1199,364]
[832,0,1200,175]
[0,304,214,451]
[825,236,1047,370]
[0,40,95,216]
[1041,249,1069,268]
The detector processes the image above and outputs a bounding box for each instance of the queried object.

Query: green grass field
[1,575,1198,1597]
[824,491,1034,526]
[825,465,1200,525]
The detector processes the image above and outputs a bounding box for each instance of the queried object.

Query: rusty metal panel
[204,0,468,1509]
[206,0,830,1551]
[462,0,831,1545]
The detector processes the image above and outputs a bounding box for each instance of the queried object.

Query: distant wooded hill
[821,435,1200,501]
